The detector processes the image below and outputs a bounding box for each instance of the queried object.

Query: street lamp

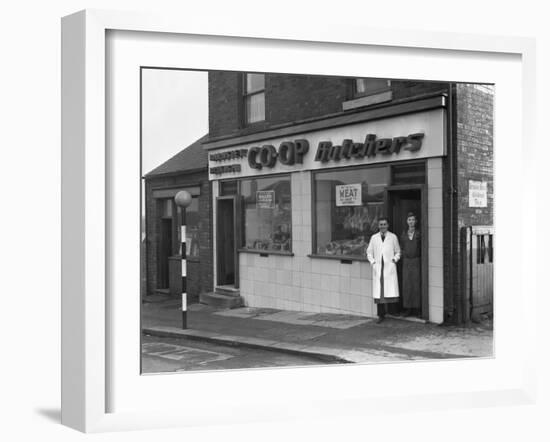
[174,190,192,329]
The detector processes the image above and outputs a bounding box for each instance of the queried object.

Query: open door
[386,186,428,319]
[216,196,242,288]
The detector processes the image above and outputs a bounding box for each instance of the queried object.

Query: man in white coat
[366,217,401,323]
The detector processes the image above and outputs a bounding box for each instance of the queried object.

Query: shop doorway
[157,218,173,289]
[216,196,241,287]
[386,186,428,319]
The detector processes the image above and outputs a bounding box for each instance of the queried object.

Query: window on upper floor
[243,73,265,124]
[353,78,391,97]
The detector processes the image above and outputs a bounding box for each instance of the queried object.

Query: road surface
[141,334,335,373]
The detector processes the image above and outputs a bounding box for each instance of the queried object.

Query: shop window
[220,180,238,196]
[314,166,390,257]
[353,78,391,97]
[240,175,292,252]
[391,162,426,185]
[244,73,265,124]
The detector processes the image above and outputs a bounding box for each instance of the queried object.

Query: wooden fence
[460,226,494,322]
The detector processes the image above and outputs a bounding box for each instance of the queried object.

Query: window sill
[308,253,370,263]
[238,248,294,257]
[342,90,392,111]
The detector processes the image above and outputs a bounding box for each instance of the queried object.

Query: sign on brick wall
[469,180,487,207]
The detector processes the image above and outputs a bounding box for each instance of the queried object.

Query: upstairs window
[353,78,391,97]
[244,73,265,124]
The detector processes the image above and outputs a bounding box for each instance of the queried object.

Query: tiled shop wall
[237,165,445,323]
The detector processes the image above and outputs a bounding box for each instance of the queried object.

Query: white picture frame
[61,9,537,433]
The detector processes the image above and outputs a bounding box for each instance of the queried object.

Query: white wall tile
[340,276,351,294]
[292,271,302,287]
[428,247,444,268]
[428,208,443,228]
[340,264,351,277]
[429,305,444,324]
[350,277,363,295]
[311,259,321,274]
[429,286,444,308]
[428,188,443,208]
[311,274,321,289]
[427,166,442,188]
[427,157,442,170]
[429,266,444,288]
[350,262,361,278]
[428,227,443,248]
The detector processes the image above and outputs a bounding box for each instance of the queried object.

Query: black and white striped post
[174,190,192,329]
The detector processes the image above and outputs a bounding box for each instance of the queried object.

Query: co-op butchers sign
[209,133,424,175]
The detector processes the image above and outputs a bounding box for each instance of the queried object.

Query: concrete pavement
[142,298,493,365]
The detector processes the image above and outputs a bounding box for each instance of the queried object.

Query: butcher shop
[203,99,453,323]
[201,74,494,325]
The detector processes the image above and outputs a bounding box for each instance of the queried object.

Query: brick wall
[266,74,348,125]
[391,80,448,101]
[207,72,449,139]
[443,83,494,323]
[208,71,242,139]
[144,170,213,301]
[455,84,494,228]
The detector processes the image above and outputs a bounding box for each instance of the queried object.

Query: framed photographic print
[61,9,537,433]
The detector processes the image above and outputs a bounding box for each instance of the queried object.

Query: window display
[314,166,389,257]
[240,176,292,252]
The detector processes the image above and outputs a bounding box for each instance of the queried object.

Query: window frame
[352,78,392,98]
[223,173,294,255]
[242,73,266,126]
[310,160,428,260]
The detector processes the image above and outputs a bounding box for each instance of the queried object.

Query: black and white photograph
[140,69,494,373]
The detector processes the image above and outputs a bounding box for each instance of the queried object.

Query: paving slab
[141,301,493,363]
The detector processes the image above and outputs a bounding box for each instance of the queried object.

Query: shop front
[205,97,447,323]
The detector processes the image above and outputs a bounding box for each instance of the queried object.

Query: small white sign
[256,190,275,209]
[336,184,362,206]
[469,180,487,207]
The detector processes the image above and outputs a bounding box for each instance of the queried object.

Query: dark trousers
[377,304,386,318]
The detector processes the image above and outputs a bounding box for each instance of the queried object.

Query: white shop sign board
[208,108,446,180]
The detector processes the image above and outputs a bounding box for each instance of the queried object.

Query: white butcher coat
[366,232,401,300]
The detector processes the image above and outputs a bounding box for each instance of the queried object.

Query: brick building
[143,136,213,303]
[203,73,493,324]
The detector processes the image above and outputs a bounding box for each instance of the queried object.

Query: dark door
[158,218,172,289]
[387,189,422,315]
[217,198,236,286]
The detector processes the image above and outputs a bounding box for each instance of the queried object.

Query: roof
[144,135,209,178]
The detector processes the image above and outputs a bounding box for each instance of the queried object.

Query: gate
[460,226,494,322]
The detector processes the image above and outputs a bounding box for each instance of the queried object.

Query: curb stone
[142,326,351,363]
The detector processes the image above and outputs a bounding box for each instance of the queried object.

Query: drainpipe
[447,83,459,324]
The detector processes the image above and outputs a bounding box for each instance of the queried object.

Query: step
[199,291,243,309]
[214,285,241,297]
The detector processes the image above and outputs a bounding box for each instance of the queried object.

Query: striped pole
[181,222,187,329]
[174,190,192,330]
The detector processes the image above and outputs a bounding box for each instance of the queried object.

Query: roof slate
[144,135,209,178]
